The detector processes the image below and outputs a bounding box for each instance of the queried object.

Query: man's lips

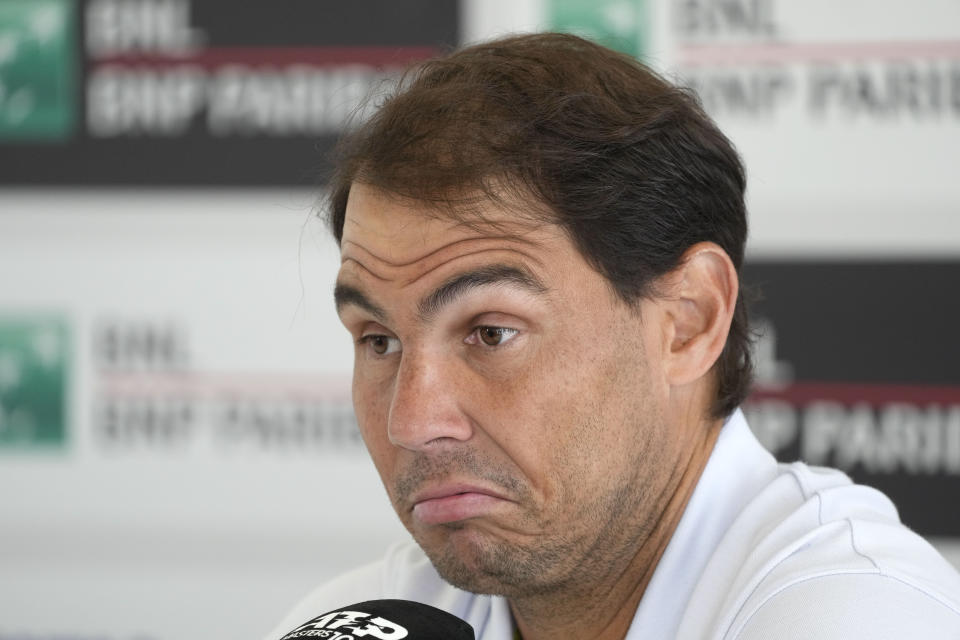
[410,483,511,526]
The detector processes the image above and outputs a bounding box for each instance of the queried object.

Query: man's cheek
[490,396,566,492]
[362,434,403,510]
[353,398,394,467]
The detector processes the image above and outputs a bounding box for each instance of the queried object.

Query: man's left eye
[469,326,519,347]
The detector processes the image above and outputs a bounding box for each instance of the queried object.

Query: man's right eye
[359,334,401,355]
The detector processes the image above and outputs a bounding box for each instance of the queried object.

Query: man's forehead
[340,183,554,267]
[341,186,464,261]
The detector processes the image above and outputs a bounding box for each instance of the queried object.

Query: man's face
[335,183,682,596]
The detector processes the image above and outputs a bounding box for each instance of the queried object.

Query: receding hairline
[337,177,567,245]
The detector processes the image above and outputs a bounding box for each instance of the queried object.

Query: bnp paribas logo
[0,0,76,141]
[0,316,70,449]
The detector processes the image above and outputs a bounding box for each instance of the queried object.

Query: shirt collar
[624,409,779,639]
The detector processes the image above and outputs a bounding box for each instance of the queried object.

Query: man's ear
[658,242,739,387]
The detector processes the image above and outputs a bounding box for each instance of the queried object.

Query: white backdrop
[1,1,959,639]
[0,191,410,639]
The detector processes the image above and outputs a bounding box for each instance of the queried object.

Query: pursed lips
[410,482,513,526]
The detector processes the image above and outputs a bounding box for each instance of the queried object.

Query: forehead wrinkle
[340,257,390,282]
[340,234,538,270]
[340,249,550,311]
[340,236,548,289]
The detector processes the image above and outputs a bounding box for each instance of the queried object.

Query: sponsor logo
[91,318,361,453]
[0,315,70,449]
[547,0,649,59]
[281,610,408,640]
[0,0,76,140]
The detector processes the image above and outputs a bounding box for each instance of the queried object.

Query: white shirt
[265,410,960,639]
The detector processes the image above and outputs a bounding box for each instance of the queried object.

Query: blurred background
[1,1,958,638]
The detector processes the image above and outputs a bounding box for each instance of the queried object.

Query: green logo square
[0,0,76,141]
[547,0,648,60]
[0,315,70,449]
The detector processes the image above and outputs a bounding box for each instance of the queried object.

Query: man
[266,33,960,639]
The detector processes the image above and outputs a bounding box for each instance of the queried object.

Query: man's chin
[414,525,556,597]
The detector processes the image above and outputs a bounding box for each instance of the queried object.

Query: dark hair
[325,32,752,418]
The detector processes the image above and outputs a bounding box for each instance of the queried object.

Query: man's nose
[387,351,473,451]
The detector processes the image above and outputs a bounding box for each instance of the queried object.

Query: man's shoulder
[732,570,960,639]
[683,459,960,639]
[262,541,502,640]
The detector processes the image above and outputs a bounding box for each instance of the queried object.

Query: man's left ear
[658,242,738,386]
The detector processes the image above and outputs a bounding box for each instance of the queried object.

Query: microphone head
[278,598,476,640]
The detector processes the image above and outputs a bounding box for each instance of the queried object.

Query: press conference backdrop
[0,1,958,639]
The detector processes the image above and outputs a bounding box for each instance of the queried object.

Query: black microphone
[277,599,476,640]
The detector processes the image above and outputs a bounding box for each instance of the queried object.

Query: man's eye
[360,335,401,355]
[470,326,519,347]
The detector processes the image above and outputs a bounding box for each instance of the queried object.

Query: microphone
[276,599,476,640]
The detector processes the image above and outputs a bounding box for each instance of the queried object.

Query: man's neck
[508,419,723,640]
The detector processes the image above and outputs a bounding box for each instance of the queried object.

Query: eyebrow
[334,284,388,322]
[333,264,547,324]
[418,264,547,321]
